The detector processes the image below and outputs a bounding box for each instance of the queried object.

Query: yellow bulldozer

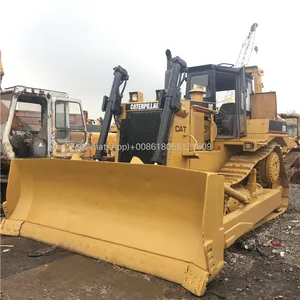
[1,50,290,296]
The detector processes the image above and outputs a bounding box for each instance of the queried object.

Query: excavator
[0,50,290,296]
[278,113,300,183]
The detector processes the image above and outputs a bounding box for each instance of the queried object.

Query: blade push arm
[151,55,187,165]
[94,66,129,160]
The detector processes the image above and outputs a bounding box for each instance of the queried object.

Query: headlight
[129,92,138,102]
[129,92,143,102]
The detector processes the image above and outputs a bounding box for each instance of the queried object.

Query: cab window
[55,101,85,144]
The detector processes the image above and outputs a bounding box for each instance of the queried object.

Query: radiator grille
[118,110,163,164]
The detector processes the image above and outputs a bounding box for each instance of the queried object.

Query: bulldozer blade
[0,159,225,296]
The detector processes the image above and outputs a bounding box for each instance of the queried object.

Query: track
[218,143,277,185]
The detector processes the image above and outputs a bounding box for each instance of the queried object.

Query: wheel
[258,151,280,187]
[266,152,280,183]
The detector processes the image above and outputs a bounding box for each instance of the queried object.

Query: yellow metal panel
[223,188,283,247]
[167,111,190,169]
[191,108,204,145]
[250,92,277,120]
[246,119,269,134]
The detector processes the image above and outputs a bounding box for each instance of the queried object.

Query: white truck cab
[1,86,88,162]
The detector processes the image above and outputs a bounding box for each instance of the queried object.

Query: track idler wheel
[258,152,280,187]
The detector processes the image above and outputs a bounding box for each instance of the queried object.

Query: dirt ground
[1,184,299,300]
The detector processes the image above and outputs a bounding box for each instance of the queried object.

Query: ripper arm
[94,66,129,160]
[151,54,187,165]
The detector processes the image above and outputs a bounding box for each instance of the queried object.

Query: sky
[1,0,299,118]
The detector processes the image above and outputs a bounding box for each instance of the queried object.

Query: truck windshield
[55,101,84,130]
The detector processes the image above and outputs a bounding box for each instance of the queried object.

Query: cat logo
[127,102,159,110]
[175,126,186,132]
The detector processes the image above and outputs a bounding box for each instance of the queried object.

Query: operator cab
[1,88,49,158]
[186,64,253,139]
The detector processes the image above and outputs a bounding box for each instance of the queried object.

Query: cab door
[52,98,88,157]
[236,66,247,137]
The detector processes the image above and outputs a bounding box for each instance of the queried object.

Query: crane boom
[235,23,258,68]
[220,23,258,104]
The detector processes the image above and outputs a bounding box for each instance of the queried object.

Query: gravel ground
[1,184,299,300]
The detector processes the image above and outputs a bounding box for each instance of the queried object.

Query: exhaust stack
[164,49,172,89]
